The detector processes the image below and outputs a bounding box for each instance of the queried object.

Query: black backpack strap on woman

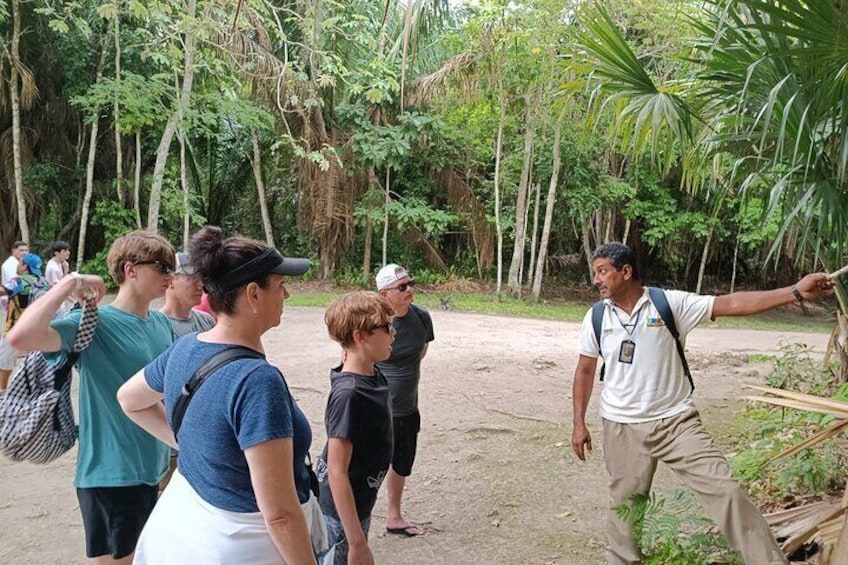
[170,346,265,438]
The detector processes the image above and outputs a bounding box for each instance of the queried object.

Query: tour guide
[571,241,834,565]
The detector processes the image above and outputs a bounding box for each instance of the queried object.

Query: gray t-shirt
[375,304,434,417]
[165,309,216,338]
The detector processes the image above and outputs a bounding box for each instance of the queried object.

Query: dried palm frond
[441,167,494,273]
[742,384,848,417]
[407,50,480,107]
[766,419,848,464]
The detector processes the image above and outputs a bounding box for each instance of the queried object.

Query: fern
[614,489,744,565]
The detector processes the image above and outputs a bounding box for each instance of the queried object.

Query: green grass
[286,287,834,333]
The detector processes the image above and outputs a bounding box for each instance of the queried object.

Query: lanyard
[612,307,641,337]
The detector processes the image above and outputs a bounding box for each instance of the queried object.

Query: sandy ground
[0,306,830,564]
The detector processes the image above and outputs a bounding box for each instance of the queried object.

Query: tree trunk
[582,216,594,285]
[147,0,197,231]
[696,226,712,294]
[532,118,563,300]
[382,167,390,266]
[362,167,378,283]
[113,6,123,205]
[603,208,613,242]
[623,217,631,245]
[76,35,110,270]
[507,93,539,294]
[9,0,29,242]
[250,129,275,247]
[528,181,542,286]
[493,88,506,296]
[730,230,740,293]
[362,217,373,284]
[133,130,142,228]
[179,129,190,250]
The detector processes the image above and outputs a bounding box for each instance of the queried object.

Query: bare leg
[0,368,11,390]
[385,467,423,535]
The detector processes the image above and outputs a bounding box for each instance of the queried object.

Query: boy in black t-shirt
[317,291,395,565]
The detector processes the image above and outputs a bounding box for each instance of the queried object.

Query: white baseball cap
[375,263,412,291]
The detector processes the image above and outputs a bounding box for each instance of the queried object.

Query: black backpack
[590,287,694,391]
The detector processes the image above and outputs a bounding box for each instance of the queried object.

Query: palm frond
[578,1,696,170]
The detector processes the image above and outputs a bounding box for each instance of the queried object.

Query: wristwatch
[791,285,803,303]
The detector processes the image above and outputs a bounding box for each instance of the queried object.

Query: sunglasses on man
[387,280,415,292]
[135,259,175,275]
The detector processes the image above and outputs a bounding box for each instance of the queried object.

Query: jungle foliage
[0,0,845,296]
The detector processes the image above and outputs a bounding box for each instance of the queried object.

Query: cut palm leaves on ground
[742,384,848,563]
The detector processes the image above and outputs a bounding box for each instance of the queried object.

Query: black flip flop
[386,525,424,537]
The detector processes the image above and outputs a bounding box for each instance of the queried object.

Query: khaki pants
[602,407,787,565]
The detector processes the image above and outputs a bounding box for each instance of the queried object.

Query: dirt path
[0,307,829,564]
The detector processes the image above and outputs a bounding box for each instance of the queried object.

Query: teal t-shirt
[46,305,174,488]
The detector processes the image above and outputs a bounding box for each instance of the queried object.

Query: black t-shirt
[375,304,434,416]
[318,367,393,520]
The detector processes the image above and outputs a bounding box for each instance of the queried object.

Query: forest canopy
[1,0,846,297]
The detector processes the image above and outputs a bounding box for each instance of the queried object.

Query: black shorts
[76,484,158,559]
[391,411,421,476]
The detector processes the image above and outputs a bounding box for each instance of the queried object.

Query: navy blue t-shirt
[145,334,313,511]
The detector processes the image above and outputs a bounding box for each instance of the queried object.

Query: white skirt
[134,469,327,564]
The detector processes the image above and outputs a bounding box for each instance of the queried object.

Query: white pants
[134,469,327,564]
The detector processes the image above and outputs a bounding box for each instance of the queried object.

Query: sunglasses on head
[387,281,415,292]
[135,259,175,275]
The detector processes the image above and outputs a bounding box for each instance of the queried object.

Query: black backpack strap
[647,287,694,392]
[591,300,606,381]
[170,346,266,439]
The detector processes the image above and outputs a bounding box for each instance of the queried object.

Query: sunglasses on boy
[386,280,415,293]
[135,259,175,275]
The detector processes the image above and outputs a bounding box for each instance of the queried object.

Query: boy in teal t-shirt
[7,230,177,563]
[48,305,173,487]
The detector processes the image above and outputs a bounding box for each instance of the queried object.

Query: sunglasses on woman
[135,259,175,275]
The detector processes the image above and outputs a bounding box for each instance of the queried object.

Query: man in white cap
[375,263,434,537]
[159,252,215,338]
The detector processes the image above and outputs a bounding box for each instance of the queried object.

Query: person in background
[46,241,71,286]
[156,251,217,491]
[45,241,74,318]
[194,291,216,320]
[1,241,29,338]
[160,252,215,338]
[316,291,395,565]
[1,241,28,286]
[9,230,176,565]
[0,253,49,396]
[571,241,835,565]
[117,226,317,565]
[374,264,434,537]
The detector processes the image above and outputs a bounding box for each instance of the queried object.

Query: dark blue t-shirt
[145,334,313,511]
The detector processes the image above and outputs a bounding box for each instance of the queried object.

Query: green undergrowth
[615,489,743,565]
[728,344,848,504]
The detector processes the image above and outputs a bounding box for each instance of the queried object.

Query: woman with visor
[117,226,322,565]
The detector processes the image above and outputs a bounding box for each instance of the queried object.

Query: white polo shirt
[577,287,714,423]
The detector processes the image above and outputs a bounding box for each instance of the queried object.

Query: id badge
[619,340,636,364]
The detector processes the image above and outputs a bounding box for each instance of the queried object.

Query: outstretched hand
[571,424,593,461]
[795,273,835,300]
